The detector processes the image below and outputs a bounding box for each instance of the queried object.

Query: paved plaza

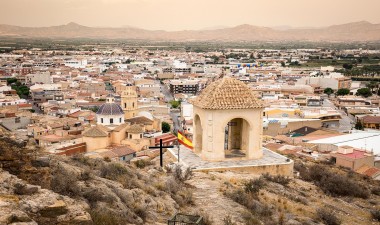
[168,145,292,171]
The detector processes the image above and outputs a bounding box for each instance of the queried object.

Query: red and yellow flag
[177,131,193,149]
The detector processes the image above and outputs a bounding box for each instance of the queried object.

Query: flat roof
[309,132,380,155]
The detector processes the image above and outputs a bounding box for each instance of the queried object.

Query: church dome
[96,103,124,115]
[191,76,263,110]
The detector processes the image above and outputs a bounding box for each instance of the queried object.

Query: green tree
[336,88,350,96]
[356,88,372,98]
[162,122,170,133]
[324,88,334,97]
[366,81,378,93]
[6,78,18,85]
[355,120,363,130]
[169,100,181,109]
[342,63,353,70]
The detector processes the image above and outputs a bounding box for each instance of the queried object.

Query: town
[0,43,380,224]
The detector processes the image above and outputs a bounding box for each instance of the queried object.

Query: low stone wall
[193,161,294,177]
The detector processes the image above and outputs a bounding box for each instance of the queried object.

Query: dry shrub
[298,164,370,199]
[82,188,116,207]
[100,162,131,179]
[242,212,261,225]
[133,203,148,222]
[262,173,291,186]
[372,187,380,196]
[89,209,124,225]
[172,164,193,183]
[371,210,380,221]
[316,208,341,225]
[244,178,266,196]
[226,188,273,219]
[50,165,80,197]
[192,210,213,225]
[223,215,236,225]
[134,159,154,169]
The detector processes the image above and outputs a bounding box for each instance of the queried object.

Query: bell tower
[121,84,138,119]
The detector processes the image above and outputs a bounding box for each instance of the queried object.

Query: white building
[96,96,124,126]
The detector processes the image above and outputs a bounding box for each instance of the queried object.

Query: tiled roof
[125,116,153,125]
[362,115,380,124]
[96,103,124,115]
[356,165,380,178]
[191,77,263,110]
[112,123,129,132]
[126,124,144,133]
[83,125,110,137]
[111,146,136,157]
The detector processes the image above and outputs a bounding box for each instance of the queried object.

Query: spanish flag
[177,130,193,149]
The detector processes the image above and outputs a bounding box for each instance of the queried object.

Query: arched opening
[224,118,250,158]
[194,114,202,153]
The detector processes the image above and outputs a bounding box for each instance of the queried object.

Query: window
[140,134,142,138]
[124,103,127,108]
[101,118,103,123]
[110,118,114,124]
[119,118,122,123]
[129,134,132,139]
[132,102,135,108]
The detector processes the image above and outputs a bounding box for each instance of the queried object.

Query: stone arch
[194,114,203,154]
[223,117,251,158]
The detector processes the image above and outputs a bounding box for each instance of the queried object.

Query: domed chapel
[191,76,264,161]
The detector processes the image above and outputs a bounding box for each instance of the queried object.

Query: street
[159,82,181,132]
[323,98,354,132]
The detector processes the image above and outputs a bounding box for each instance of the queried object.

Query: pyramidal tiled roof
[126,124,144,133]
[83,125,110,137]
[191,77,263,110]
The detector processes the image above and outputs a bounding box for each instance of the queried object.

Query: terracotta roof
[111,146,136,157]
[112,123,129,132]
[362,115,380,124]
[125,116,153,125]
[126,124,144,133]
[83,125,110,137]
[99,150,118,159]
[191,77,263,110]
[356,165,380,178]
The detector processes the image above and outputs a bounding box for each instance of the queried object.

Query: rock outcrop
[0,169,92,225]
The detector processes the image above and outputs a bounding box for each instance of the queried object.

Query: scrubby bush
[134,159,153,169]
[316,208,341,225]
[172,165,193,182]
[226,188,273,219]
[371,187,380,196]
[133,203,148,222]
[371,210,380,221]
[223,215,236,225]
[297,164,370,198]
[244,178,266,195]
[90,209,126,225]
[262,173,291,186]
[100,162,131,179]
[242,212,261,225]
[50,165,80,197]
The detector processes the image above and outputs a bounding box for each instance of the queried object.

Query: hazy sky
[1,0,380,31]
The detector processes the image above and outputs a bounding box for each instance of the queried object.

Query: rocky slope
[1,129,379,225]
[0,133,191,225]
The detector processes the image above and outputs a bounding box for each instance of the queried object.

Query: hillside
[0,132,380,225]
[0,21,380,42]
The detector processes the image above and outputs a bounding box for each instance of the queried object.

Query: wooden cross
[149,139,174,167]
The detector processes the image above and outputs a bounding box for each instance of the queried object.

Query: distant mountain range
[0,21,380,42]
